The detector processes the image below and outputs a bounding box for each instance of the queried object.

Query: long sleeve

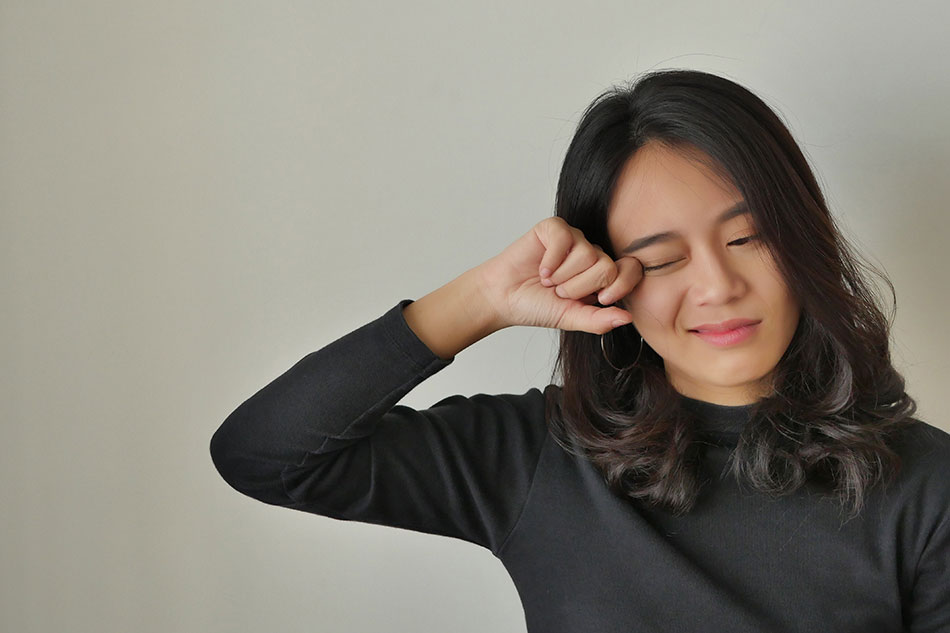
[907,512,950,631]
[209,299,549,555]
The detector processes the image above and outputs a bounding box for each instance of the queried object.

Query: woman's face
[606,143,801,405]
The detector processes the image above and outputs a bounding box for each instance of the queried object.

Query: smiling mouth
[690,323,760,346]
[688,318,761,333]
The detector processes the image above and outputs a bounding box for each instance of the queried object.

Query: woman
[210,69,949,632]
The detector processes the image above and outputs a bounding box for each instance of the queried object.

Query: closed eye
[641,234,760,273]
[728,234,760,247]
[641,261,678,272]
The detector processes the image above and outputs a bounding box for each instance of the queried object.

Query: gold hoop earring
[600,330,644,372]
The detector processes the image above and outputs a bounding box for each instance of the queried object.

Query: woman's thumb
[560,304,633,334]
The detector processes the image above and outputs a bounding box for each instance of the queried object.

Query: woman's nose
[691,249,747,305]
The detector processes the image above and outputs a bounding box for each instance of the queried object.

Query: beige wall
[3,1,948,631]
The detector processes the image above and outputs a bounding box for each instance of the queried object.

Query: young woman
[210,69,950,632]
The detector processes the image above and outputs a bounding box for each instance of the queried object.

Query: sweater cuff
[382,298,456,372]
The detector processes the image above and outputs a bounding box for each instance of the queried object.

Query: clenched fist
[474,217,644,335]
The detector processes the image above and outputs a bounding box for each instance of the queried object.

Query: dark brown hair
[546,69,918,520]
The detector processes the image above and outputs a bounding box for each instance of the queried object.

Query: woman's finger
[556,302,634,334]
[547,244,603,289]
[535,218,576,282]
[551,251,618,300]
[597,256,643,305]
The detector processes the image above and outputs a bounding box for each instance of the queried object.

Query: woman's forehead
[608,144,744,240]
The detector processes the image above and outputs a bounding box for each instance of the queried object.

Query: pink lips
[690,321,760,347]
[689,318,760,333]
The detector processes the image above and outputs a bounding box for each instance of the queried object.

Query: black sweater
[210,299,950,632]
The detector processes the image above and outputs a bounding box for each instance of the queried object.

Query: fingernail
[599,292,611,304]
[541,277,553,287]
[540,268,551,278]
[555,285,567,298]
[612,320,628,328]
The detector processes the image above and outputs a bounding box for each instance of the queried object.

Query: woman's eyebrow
[620,202,751,255]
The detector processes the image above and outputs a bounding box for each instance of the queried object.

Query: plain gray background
[3,1,948,631]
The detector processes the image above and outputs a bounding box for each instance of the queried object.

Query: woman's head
[556,69,836,395]
[547,69,916,518]
[605,141,801,405]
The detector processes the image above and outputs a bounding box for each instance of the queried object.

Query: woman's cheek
[626,285,681,334]
[622,280,648,310]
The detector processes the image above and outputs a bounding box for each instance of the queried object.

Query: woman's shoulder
[889,417,950,486]
[895,417,950,452]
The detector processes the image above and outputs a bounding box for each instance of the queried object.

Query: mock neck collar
[678,393,756,438]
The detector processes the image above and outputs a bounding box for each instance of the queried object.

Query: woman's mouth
[689,322,760,346]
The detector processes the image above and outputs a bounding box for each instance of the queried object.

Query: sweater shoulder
[893,417,950,464]
[887,417,950,497]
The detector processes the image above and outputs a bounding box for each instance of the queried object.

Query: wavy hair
[545,69,918,520]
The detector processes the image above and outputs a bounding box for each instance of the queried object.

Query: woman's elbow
[209,425,291,507]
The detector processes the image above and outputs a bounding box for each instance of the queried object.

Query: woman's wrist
[401,267,504,360]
